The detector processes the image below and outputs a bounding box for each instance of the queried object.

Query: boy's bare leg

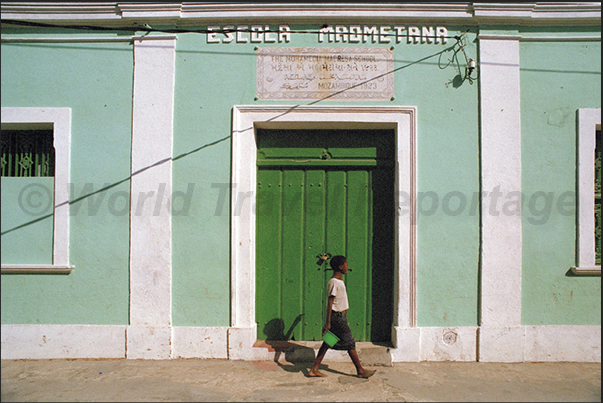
[308,343,329,377]
[348,349,376,378]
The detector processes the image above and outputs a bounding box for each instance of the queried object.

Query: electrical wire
[1,19,466,40]
[437,31,479,85]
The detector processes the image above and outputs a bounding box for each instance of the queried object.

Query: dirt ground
[1,358,601,402]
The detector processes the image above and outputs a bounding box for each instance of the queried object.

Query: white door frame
[229,105,417,359]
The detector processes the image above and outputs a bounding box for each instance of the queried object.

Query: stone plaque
[256,47,394,101]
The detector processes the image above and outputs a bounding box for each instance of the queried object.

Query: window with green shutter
[573,109,600,275]
[1,130,55,177]
[1,107,72,273]
[595,129,601,265]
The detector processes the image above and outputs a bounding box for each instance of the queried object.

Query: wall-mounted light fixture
[467,58,476,77]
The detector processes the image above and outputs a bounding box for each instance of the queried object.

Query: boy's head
[330,255,347,272]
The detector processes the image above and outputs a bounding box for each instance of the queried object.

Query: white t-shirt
[327,277,349,312]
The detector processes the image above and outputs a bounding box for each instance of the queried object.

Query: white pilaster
[128,36,177,359]
[478,36,523,361]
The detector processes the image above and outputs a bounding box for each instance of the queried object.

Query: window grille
[595,129,601,265]
[1,130,55,177]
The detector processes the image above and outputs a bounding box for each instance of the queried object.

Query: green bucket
[322,330,340,347]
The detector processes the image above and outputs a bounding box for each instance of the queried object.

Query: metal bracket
[316,252,332,269]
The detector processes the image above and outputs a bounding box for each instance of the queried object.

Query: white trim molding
[1,107,73,274]
[572,108,601,276]
[231,105,417,360]
[478,33,601,42]
[1,33,178,43]
[2,323,599,362]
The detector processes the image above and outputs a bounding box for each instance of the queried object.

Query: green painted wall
[3,23,598,332]
[170,26,481,328]
[1,36,133,325]
[171,33,238,326]
[1,177,54,264]
[408,32,480,327]
[520,35,601,325]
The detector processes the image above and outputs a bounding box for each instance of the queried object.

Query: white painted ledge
[570,266,601,276]
[1,264,74,274]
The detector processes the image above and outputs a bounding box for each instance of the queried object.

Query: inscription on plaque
[256,47,394,101]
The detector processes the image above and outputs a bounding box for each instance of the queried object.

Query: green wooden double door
[255,129,395,343]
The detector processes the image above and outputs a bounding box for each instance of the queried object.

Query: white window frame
[572,108,601,275]
[1,107,73,274]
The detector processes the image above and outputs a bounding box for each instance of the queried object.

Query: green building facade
[1,2,600,362]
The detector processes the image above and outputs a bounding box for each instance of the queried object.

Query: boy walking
[308,255,376,378]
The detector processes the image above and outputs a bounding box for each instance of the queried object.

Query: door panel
[345,170,371,341]
[303,169,326,341]
[256,129,394,343]
[256,169,282,338]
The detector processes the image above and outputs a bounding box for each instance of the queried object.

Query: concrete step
[253,340,393,366]
[357,342,393,367]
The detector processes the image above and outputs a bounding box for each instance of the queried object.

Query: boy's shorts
[329,310,356,350]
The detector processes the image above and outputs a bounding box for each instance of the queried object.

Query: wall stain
[545,108,572,127]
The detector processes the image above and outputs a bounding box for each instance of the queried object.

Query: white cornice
[1,3,600,26]
[472,2,601,23]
